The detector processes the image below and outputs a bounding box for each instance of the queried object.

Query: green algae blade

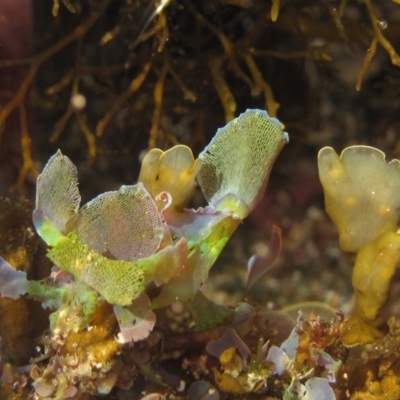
[198,109,288,219]
[48,231,187,306]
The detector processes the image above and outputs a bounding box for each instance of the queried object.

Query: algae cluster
[0,1,400,399]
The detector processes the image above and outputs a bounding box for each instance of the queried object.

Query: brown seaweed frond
[14,104,38,194]
[356,0,400,90]
[96,58,154,138]
[322,0,350,44]
[271,0,281,22]
[0,0,112,189]
[49,39,97,164]
[249,45,333,62]
[96,1,175,142]
[356,37,378,91]
[0,0,111,141]
[1,0,400,192]
[183,0,279,119]
[209,57,237,123]
[52,0,77,16]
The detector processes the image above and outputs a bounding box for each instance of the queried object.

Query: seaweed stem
[209,57,237,123]
[14,104,38,193]
[96,58,153,137]
[364,0,400,67]
[356,37,378,91]
[322,0,350,44]
[243,54,280,117]
[149,58,169,149]
[0,0,112,146]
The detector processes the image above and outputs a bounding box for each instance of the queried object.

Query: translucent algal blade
[69,183,164,261]
[113,293,156,343]
[198,109,288,219]
[151,207,241,309]
[0,257,31,299]
[246,224,282,292]
[34,150,81,243]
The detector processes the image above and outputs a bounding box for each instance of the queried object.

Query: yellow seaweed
[341,231,400,346]
[138,145,201,212]
[318,146,400,255]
